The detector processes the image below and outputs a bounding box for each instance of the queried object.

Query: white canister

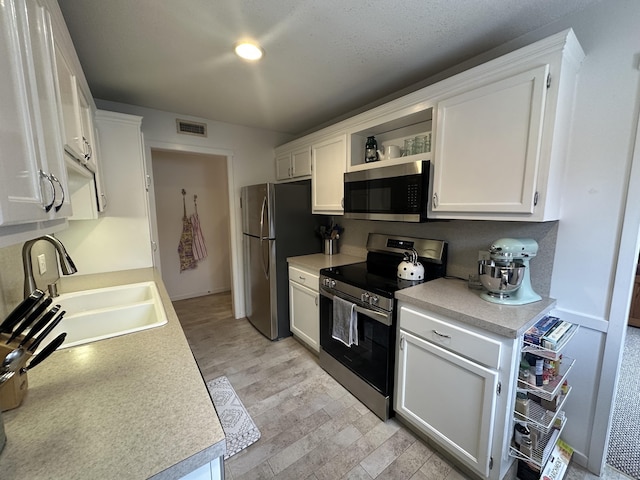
[384,145,401,159]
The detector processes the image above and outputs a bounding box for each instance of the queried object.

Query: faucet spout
[22,235,77,298]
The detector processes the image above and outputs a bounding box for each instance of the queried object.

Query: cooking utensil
[478,260,525,297]
[18,305,60,348]
[27,310,65,353]
[0,345,27,377]
[5,297,53,344]
[0,289,45,333]
[0,332,66,385]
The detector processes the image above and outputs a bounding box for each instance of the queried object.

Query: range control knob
[370,296,379,305]
[323,278,336,288]
[361,292,370,302]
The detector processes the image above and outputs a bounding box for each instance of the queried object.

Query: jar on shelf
[402,138,414,157]
[515,392,530,419]
[365,136,379,163]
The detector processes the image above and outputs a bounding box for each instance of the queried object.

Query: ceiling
[57,0,600,136]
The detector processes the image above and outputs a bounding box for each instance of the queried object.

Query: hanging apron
[178,192,197,272]
[191,195,208,261]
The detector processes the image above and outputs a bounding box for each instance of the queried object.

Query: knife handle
[22,332,66,372]
[0,289,45,333]
[19,305,60,348]
[28,310,65,352]
[6,297,53,344]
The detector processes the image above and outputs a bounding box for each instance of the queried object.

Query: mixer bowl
[478,260,525,297]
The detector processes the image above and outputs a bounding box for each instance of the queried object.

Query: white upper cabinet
[431,65,549,216]
[311,134,346,214]
[275,29,584,223]
[429,31,584,221]
[275,146,312,181]
[0,0,71,226]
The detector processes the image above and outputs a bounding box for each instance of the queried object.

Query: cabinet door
[431,65,549,216]
[396,329,498,477]
[291,146,312,177]
[53,42,84,162]
[311,134,346,214]
[275,152,291,180]
[0,0,68,226]
[28,0,71,218]
[77,87,95,169]
[289,280,319,352]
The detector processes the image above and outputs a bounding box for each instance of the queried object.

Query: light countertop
[287,252,364,273]
[395,277,556,338]
[0,268,225,479]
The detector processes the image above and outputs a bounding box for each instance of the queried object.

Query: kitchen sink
[48,282,168,349]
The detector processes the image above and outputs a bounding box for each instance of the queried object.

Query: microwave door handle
[259,196,269,279]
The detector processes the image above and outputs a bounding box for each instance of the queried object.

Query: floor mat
[207,376,261,460]
[607,326,640,479]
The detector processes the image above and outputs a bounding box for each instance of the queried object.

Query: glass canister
[403,138,414,157]
[414,135,426,154]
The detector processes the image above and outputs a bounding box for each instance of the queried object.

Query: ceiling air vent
[176,119,207,137]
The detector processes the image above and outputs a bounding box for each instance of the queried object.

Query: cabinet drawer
[399,306,501,369]
[288,266,319,290]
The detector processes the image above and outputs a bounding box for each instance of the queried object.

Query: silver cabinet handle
[39,170,55,212]
[433,329,451,339]
[101,193,107,210]
[432,192,439,209]
[315,295,318,307]
[299,275,306,282]
[50,174,65,212]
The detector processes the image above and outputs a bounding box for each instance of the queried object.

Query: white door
[289,280,319,352]
[431,65,549,215]
[396,330,498,477]
[311,134,346,214]
[0,0,68,226]
[275,152,291,180]
[291,146,312,178]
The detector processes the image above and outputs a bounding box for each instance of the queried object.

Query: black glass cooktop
[321,252,446,298]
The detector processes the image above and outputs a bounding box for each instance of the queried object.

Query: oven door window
[319,294,393,395]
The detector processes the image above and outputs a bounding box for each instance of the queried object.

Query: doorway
[150,149,232,301]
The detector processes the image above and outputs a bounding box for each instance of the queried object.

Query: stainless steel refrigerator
[241,180,322,340]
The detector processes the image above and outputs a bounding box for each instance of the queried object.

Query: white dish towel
[332,296,358,347]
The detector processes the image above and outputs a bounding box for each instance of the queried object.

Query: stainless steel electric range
[318,233,448,420]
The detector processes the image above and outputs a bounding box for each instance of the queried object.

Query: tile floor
[173,292,628,480]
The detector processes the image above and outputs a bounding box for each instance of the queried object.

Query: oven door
[319,288,394,395]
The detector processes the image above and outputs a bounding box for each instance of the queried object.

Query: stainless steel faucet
[22,235,77,298]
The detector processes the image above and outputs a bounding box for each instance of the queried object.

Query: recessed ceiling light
[234,42,264,61]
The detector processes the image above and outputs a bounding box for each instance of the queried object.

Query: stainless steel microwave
[343,160,430,222]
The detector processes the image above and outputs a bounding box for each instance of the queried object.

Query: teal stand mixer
[478,238,542,305]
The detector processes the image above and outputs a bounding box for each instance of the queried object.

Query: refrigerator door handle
[259,196,269,279]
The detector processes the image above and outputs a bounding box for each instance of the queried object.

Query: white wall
[529,1,640,471]
[96,99,292,316]
[152,150,231,300]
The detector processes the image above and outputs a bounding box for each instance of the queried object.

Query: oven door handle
[320,288,392,326]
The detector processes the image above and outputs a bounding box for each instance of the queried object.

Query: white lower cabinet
[178,457,223,480]
[395,304,517,480]
[288,265,319,352]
